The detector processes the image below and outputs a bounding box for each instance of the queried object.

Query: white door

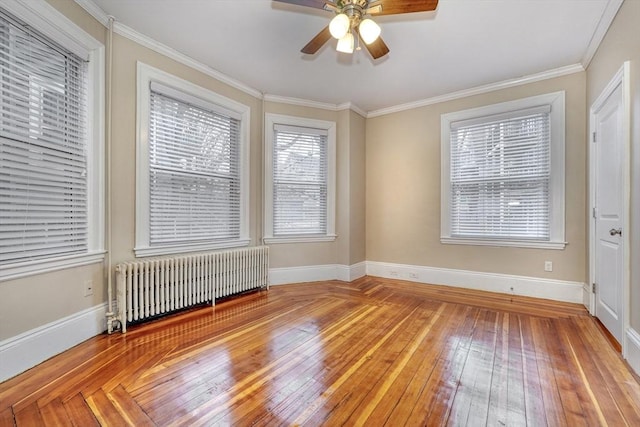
[593,82,624,343]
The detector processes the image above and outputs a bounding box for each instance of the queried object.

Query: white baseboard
[269,262,366,286]
[625,328,640,377]
[0,303,107,382]
[366,261,584,304]
[346,261,366,281]
[583,283,594,312]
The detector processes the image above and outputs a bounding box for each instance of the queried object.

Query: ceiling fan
[273,0,439,59]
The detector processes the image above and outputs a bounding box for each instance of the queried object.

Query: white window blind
[449,106,551,240]
[272,124,328,236]
[148,88,241,245]
[0,9,88,266]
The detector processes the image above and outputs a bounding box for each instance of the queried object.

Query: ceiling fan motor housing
[334,0,371,26]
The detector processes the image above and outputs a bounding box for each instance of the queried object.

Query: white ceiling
[87,0,617,113]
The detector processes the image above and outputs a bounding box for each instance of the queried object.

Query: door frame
[589,61,631,355]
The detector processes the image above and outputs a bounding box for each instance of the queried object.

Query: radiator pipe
[259,94,264,246]
[105,16,116,334]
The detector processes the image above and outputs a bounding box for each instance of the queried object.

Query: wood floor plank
[447,309,499,426]
[244,302,421,425]
[406,305,482,425]
[348,304,448,425]
[107,385,155,426]
[85,389,129,426]
[0,408,15,427]
[134,297,338,388]
[504,314,528,426]
[1,276,639,426]
[516,315,547,426]
[544,319,590,426]
[529,317,568,426]
[486,312,512,426]
[382,304,468,425]
[162,303,384,426]
[62,394,100,427]
[297,306,425,425]
[39,397,72,426]
[13,402,44,427]
[140,298,362,424]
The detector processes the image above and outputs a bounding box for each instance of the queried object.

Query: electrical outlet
[84,280,94,297]
[544,261,553,272]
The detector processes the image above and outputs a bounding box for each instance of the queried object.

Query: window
[441,92,565,249]
[136,63,250,257]
[264,114,336,243]
[0,2,104,281]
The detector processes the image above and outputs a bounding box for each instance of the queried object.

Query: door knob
[609,228,622,236]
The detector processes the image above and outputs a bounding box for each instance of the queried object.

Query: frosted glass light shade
[336,32,354,53]
[359,18,381,44]
[329,14,350,39]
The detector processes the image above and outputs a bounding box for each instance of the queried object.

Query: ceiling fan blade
[361,35,389,59]
[272,0,332,11]
[368,0,438,16]
[301,26,332,54]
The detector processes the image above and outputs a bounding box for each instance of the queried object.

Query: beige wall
[366,73,587,282]
[586,0,640,330]
[349,110,367,264]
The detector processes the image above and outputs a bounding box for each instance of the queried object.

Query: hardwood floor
[1,276,640,426]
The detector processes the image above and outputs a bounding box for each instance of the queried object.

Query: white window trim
[0,0,105,282]
[135,62,250,258]
[440,91,566,250]
[263,113,336,244]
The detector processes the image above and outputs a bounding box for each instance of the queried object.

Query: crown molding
[263,94,366,117]
[581,0,624,68]
[338,102,367,118]
[367,63,585,118]
[73,0,109,26]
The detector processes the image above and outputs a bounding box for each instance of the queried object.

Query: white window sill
[134,238,251,258]
[263,234,337,244]
[440,237,566,250]
[0,251,106,282]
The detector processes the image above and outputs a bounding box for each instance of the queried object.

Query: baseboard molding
[366,261,584,304]
[269,262,366,286]
[583,283,594,312]
[0,303,107,382]
[625,328,640,377]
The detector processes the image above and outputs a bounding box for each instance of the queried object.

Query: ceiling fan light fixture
[336,32,354,53]
[329,13,350,39]
[359,18,381,45]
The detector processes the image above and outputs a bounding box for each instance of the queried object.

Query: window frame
[263,113,336,244]
[0,0,105,282]
[135,62,250,258]
[440,91,566,250]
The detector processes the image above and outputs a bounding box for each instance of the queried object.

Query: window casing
[264,114,336,243]
[0,1,104,281]
[136,63,250,257]
[441,92,565,249]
